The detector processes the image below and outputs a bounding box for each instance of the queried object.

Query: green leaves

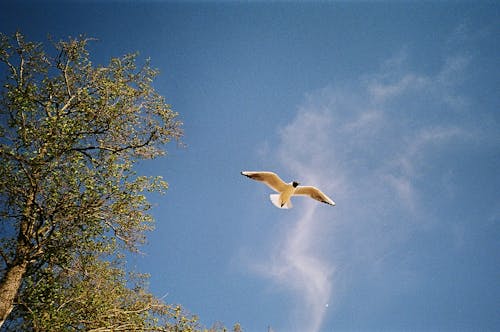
[0,32,198,331]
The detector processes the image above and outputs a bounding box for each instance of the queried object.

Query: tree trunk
[0,260,28,328]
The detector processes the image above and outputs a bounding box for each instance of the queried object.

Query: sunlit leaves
[0,32,193,331]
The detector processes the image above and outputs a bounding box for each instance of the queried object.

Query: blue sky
[1,2,499,331]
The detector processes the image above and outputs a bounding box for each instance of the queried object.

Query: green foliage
[13,255,203,331]
[0,32,181,259]
[0,32,236,331]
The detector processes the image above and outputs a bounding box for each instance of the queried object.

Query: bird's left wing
[241,171,288,192]
[294,186,336,206]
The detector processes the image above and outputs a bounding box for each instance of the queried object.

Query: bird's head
[292,181,300,188]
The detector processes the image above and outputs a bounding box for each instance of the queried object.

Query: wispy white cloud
[251,47,477,331]
[368,73,429,103]
[384,126,468,212]
[263,206,332,332]
[366,50,470,111]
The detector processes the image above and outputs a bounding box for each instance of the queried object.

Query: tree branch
[60,94,75,113]
[0,248,11,267]
[63,59,72,98]
[71,129,157,155]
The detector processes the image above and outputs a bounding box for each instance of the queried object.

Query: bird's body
[241,171,335,209]
[270,180,298,209]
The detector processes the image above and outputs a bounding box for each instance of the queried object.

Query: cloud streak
[264,206,332,332]
[252,48,479,331]
[267,110,338,332]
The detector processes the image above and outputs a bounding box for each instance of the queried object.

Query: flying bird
[241,171,335,209]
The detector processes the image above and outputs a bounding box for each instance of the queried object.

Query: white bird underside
[241,171,335,209]
[270,194,293,209]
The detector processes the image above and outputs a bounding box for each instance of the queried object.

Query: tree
[0,32,225,330]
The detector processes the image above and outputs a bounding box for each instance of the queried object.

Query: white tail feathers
[270,194,292,209]
[270,194,281,208]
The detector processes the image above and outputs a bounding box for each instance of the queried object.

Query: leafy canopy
[0,32,235,331]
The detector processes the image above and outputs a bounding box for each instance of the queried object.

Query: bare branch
[0,248,10,267]
[0,58,18,81]
[71,129,157,155]
[63,59,72,98]
[60,94,75,113]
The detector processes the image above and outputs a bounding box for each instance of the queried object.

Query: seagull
[241,171,335,209]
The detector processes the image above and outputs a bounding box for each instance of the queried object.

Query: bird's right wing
[241,171,288,192]
[294,186,336,206]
